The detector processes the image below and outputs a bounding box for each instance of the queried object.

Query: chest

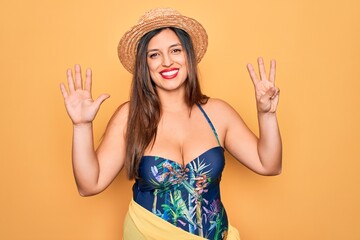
[138,146,225,190]
[145,109,221,165]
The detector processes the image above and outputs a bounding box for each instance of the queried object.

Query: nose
[162,53,173,67]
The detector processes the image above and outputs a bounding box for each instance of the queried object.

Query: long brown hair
[125,27,208,179]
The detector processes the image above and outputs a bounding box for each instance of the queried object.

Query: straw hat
[118,8,208,74]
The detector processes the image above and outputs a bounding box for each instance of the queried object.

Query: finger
[258,88,275,107]
[85,68,92,95]
[94,94,110,108]
[74,64,83,90]
[271,87,280,100]
[257,57,267,81]
[66,69,75,93]
[247,63,259,85]
[269,59,276,83]
[265,87,278,99]
[59,83,69,98]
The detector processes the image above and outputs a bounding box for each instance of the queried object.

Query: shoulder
[199,98,242,130]
[107,101,130,129]
[203,98,245,125]
[201,98,238,116]
[198,98,245,144]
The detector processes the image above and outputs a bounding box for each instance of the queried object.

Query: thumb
[94,94,110,108]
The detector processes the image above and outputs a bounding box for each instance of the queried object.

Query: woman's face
[146,28,188,94]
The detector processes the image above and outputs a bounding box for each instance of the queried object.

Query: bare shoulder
[200,98,243,132]
[202,98,239,117]
[198,98,245,145]
[106,101,130,129]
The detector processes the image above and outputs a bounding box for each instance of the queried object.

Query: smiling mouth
[160,68,179,79]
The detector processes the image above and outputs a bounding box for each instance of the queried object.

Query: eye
[171,48,182,54]
[148,52,160,59]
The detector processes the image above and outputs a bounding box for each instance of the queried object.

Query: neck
[157,88,189,113]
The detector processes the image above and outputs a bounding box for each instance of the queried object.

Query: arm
[60,65,126,196]
[223,57,282,175]
[256,111,282,175]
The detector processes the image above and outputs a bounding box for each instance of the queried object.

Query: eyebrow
[147,43,182,53]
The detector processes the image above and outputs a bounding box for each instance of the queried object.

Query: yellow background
[1,0,359,239]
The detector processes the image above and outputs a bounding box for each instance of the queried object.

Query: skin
[60,28,282,196]
[146,28,188,96]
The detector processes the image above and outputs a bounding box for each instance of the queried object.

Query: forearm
[72,123,101,195]
[257,112,282,175]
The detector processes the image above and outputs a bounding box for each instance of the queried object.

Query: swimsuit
[133,104,229,240]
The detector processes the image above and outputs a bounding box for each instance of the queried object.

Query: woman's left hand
[247,57,280,113]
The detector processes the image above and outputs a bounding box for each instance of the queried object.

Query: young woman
[60,8,281,240]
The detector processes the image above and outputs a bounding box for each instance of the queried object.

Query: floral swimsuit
[133,104,228,240]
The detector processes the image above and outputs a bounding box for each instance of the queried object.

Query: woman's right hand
[60,65,110,126]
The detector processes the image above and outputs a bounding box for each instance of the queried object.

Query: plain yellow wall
[1,0,359,239]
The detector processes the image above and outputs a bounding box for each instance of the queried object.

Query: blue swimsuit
[133,104,228,240]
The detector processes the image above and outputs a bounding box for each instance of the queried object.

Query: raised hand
[247,57,280,113]
[60,65,110,125]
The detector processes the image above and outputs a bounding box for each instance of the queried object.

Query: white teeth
[161,70,178,76]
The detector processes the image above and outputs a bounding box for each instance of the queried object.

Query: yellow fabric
[123,199,240,240]
[227,225,241,240]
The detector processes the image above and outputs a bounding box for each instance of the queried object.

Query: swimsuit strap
[197,103,222,146]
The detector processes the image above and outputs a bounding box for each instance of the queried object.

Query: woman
[60,8,281,240]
